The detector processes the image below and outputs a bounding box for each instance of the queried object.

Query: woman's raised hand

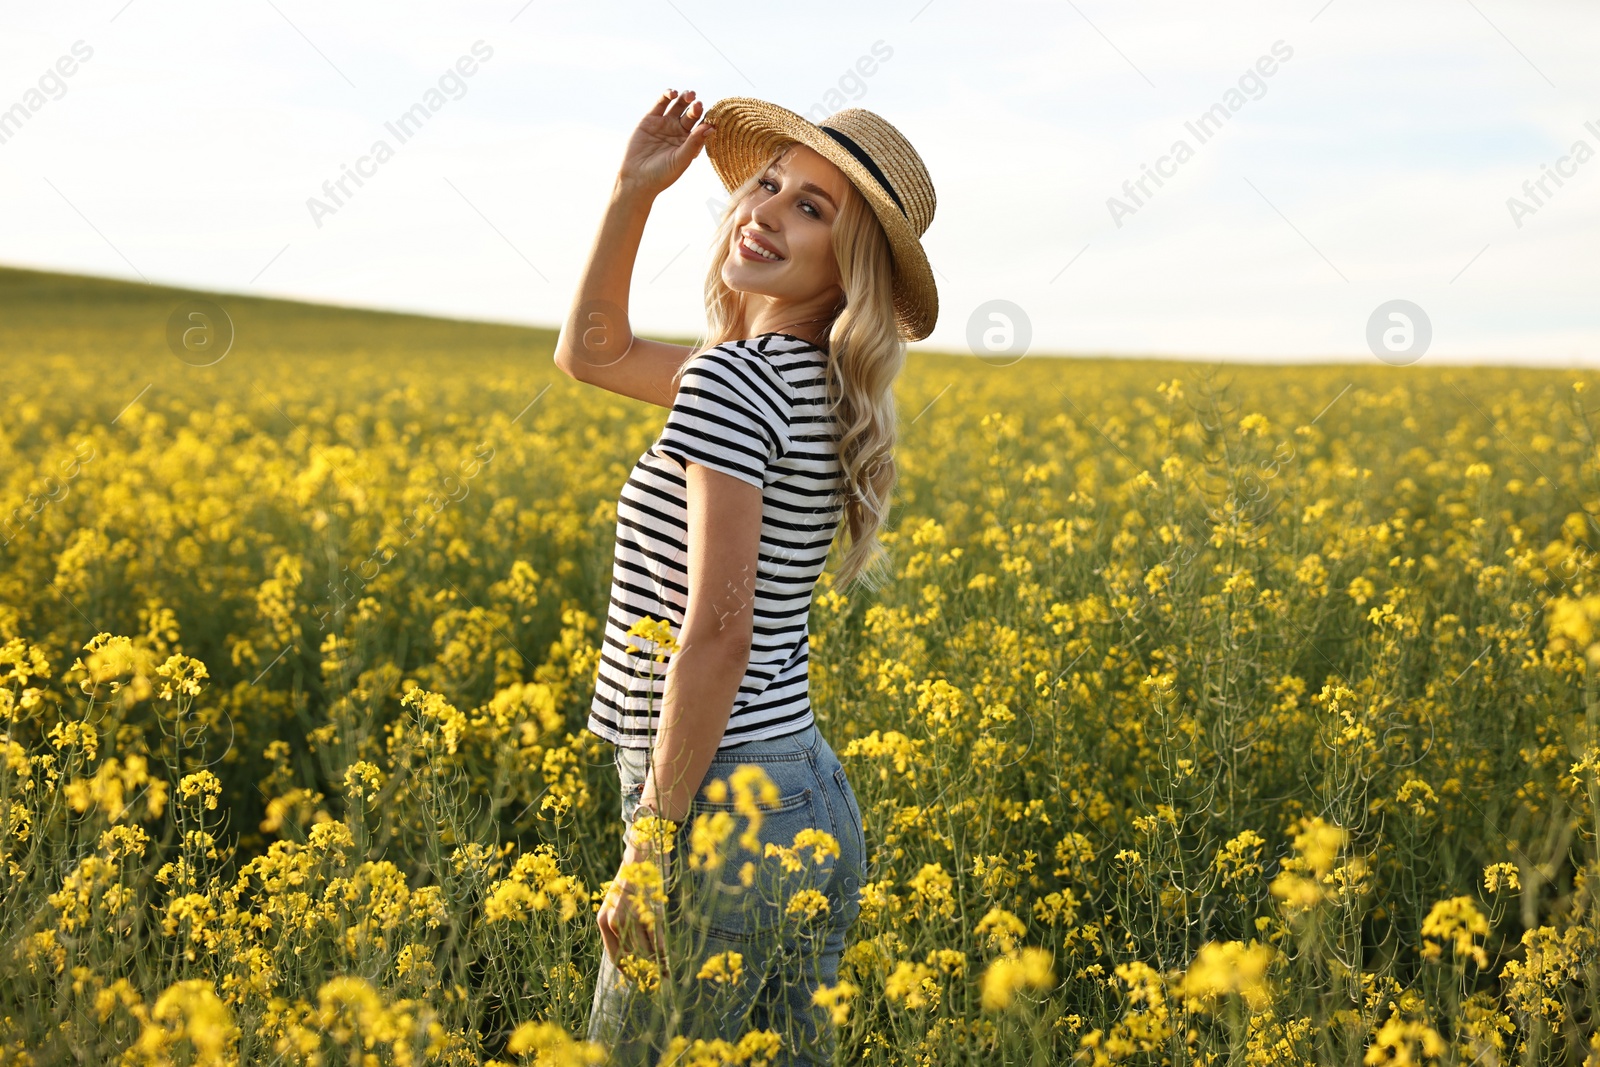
[617,88,715,197]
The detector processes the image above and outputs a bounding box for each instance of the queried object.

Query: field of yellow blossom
[4,262,1600,1065]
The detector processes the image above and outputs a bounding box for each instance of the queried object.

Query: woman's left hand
[596,840,670,967]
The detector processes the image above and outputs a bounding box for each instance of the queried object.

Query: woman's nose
[747,199,778,232]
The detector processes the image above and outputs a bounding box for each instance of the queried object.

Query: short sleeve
[655,350,787,490]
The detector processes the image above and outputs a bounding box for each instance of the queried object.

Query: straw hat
[702,96,938,342]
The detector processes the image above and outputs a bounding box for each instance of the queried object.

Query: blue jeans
[586,722,866,1066]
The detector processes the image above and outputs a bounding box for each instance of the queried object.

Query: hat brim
[702,97,937,343]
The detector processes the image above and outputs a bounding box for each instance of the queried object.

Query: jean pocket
[676,781,825,942]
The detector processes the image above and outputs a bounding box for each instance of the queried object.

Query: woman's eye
[757,178,820,218]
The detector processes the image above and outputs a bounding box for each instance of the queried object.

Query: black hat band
[819,125,907,218]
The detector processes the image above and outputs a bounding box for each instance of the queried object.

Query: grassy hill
[0,262,561,366]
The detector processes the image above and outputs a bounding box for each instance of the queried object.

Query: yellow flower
[980,948,1055,1010]
[401,688,468,754]
[1214,829,1266,892]
[687,810,737,873]
[1396,778,1437,817]
[725,765,782,853]
[661,1031,783,1066]
[1420,895,1489,969]
[94,977,143,1022]
[1143,563,1171,594]
[155,653,209,701]
[63,755,169,822]
[342,760,383,801]
[1177,940,1275,1011]
[695,950,744,985]
[505,1021,607,1064]
[0,636,51,689]
[1291,816,1346,877]
[1547,594,1600,657]
[137,979,237,1067]
[1364,1013,1446,1065]
[483,880,535,923]
[624,615,680,660]
[1483,862,1520,893]
[617,952,661,993]
[1347,576,1377,606]
[765,827,840,872]
[975,906,1028,953]
[884,960,938,1010]
[905,862,956,921]
[1270,816,1349,913]
[840,730,925,783]
[785,889,831,921]
[178,770,222,810]
[47,720,97,758]
[812,980,859,1026]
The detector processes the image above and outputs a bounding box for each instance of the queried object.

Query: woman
[553,88,939,1065]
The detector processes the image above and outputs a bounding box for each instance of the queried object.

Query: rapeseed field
[3,264,1599,1065]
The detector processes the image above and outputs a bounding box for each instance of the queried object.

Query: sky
[3,0,1598,366]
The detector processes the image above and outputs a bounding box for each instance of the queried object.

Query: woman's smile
[736,231,785,262]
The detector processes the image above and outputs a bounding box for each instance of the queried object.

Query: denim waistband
[706,721,822,764]
[616,722,823,769]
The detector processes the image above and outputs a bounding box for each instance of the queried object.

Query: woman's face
[723,144,850,314]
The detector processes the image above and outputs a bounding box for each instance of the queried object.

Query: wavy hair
[674,145,904,593]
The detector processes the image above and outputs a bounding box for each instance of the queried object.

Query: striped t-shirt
[586,332,845,750]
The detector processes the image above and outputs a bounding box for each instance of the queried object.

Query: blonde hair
[677,145,905,593]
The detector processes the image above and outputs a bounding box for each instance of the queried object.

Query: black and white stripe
[586,332,845,749]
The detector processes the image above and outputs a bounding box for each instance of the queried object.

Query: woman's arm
[552,89,715,409]
[636,461,763,825]
[599,461,762,966]
[551,181,701,408]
